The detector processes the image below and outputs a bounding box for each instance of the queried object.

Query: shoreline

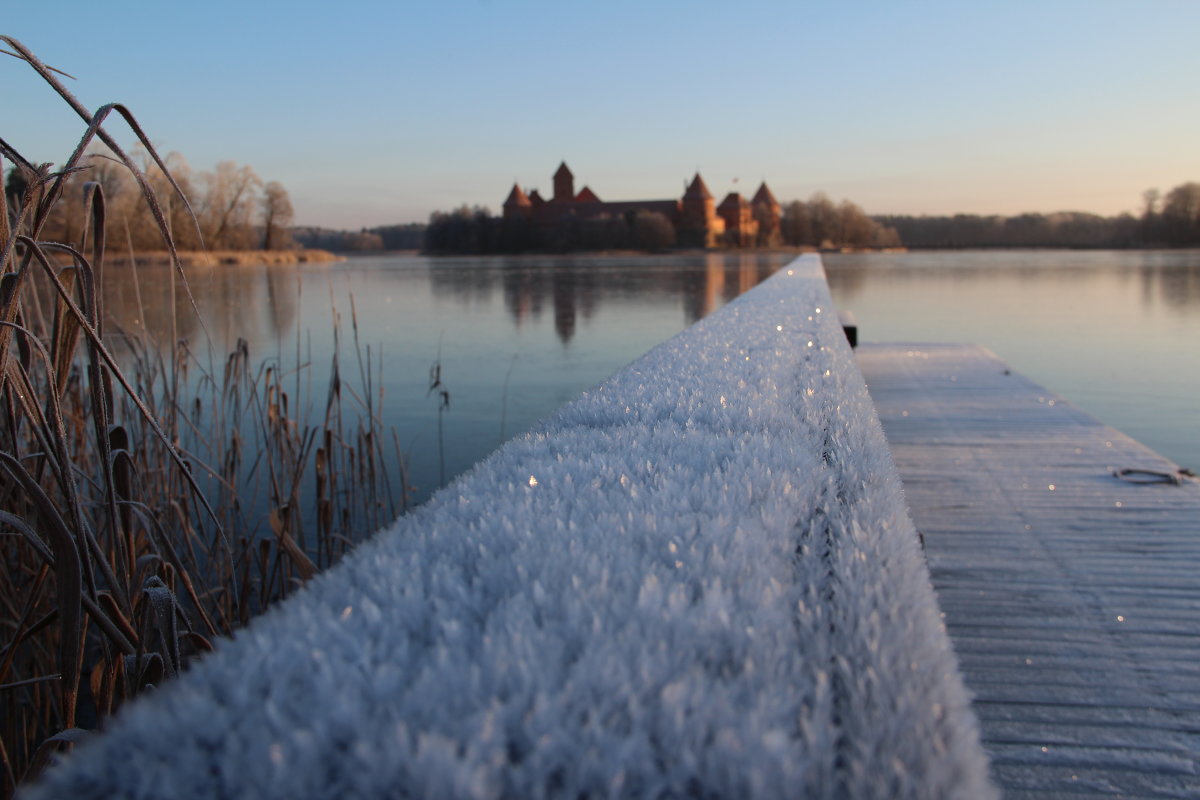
[104,249,344,267]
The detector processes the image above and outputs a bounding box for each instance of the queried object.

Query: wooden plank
[857,343,1200,799]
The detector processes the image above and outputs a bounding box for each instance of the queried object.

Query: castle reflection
[428,252,785,345]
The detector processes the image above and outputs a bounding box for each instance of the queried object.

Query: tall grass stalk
[0,38,406,797]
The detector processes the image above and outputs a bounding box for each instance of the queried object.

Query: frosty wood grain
[858,343,1200,799]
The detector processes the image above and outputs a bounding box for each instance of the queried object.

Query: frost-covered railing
[26,255,995,799]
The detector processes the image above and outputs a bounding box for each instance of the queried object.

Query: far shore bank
[105,249,343,267]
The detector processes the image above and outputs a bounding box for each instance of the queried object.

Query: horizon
[5,1,1199,229]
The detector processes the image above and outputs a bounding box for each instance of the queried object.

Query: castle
[503,162,782,248]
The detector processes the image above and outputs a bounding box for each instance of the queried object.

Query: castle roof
[528,189,546,206]
[554,162,573,181]
[718,192,750,211]
[752,182,779,208]
[575,186,601,203]
[683,173,712,200]
[503,183,531,208]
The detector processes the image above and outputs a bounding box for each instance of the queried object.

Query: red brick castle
[503,162,782,248]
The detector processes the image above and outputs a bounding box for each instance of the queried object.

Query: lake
[103,249,1199,510]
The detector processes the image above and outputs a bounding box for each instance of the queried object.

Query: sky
[4,1,1199,229]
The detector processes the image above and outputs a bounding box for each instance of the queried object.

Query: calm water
[823,250,1199,471]
[103,250,1199,508]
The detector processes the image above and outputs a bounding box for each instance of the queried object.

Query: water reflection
[102,260,301,351]
[826,249,1200,314]
[101,252,791,358]
[823,249,1200,471]
[425,252,787,344]
[94,249,1198,502]
[96,252,792,507]
[1139,260,1200,309]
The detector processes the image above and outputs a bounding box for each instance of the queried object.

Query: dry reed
[0,38,406,797]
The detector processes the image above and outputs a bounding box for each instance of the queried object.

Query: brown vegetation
[0,38,402,797]
[102,248,342,267]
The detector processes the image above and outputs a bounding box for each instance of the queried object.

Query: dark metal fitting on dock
[838,310,858,349]
[1112,467,1186,486]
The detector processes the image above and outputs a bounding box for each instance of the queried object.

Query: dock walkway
[857,343,1200,798]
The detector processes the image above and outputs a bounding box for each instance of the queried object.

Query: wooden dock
[857,344,1200,798]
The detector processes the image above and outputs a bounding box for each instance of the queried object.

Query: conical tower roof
[503,183,532,208]
[719,192,750,211]
[683,173,712,200]
[752,182,779,208]
[554,161,573,181]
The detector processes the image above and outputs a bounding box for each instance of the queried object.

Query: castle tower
[751,182,781,218]
[718,192,757,247]
[503,183,533,220]
[553,162,575,204]
[751,181,782,246]
[680,173,718,248]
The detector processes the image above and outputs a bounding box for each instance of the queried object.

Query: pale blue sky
[5,1,1198,228]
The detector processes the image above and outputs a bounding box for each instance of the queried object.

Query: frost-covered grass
[24,255,996,799]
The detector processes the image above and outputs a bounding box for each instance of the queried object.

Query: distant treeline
[875,212,1139,249]
[291,223,426,252]
[781,195,901,250]
[293,180,1200,255]
[876,181,1200,249]
[423,207,679,254]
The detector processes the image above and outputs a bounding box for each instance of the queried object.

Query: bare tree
[200,161,263,249]
[781,200,813,246]
[837,200,875,247]
[261,180,294,250]
[807,192,838,247]
[1163,182,1200,245]
[631,210,675,251]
